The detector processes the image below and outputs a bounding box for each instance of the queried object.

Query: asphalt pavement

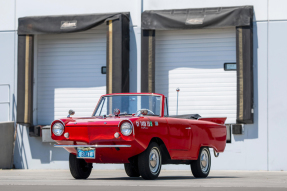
[0,169,286,191]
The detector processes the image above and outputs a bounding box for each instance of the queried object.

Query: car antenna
[176,88,180,115]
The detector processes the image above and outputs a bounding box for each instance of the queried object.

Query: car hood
[53,116,142,144]
[57,116,139,126]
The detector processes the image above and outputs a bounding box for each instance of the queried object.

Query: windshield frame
[92,93,165,117]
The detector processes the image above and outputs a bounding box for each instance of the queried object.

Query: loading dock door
[155,27,236,124]
[36,24,106,125]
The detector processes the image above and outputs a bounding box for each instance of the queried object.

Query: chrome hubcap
[200,149,209,174]
[149,148,160,174]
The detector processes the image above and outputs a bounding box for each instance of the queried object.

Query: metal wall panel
[269,0,287,20]
[0,32,15,122]
[268,21,287,171]
[155,27,237,124]
[36,25,106,125]
[0,1,15,31]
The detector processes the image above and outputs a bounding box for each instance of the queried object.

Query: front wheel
[190,147,211,178]
[138,142,162,180]
[69,153,92,179]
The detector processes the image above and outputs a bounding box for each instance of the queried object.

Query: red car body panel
[51,93,227,163]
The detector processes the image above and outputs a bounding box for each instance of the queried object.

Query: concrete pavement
[0,170,286,190]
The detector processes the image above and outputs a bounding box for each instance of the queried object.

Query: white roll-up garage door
[155,27,236,124]
[36,24,106,125]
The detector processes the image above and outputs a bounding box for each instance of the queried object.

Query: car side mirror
[67,109,75,118]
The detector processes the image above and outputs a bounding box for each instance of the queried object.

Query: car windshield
[94,95,162,116]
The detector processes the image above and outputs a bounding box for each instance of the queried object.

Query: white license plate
[77,148,95,159]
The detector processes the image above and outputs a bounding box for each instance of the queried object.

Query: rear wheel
[138,142,162,180]
[190,147,211,178]
[124,163,140,177]
[69,153,92,179]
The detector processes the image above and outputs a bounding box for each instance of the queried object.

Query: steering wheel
[135,109,155,116]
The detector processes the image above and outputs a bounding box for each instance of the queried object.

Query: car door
[166,118,192,150]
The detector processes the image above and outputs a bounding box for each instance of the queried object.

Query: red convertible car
[51,93,227,180]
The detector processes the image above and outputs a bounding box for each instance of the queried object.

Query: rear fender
[198,117,227,125]
[193,145,221,160]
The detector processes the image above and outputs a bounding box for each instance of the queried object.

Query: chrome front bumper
[54,144,131,148]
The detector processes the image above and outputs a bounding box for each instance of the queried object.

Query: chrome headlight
[52,122,64,136]
[120,122,132,136]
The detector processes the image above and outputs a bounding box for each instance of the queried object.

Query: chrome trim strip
[54,145,131,148]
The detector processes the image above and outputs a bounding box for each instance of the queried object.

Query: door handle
[185,127,191,129]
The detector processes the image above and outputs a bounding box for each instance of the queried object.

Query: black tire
[124,163,140,177]
[190,147,211,178]
[138,142,162,180]
[69,153,92,179]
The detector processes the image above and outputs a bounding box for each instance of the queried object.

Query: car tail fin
[198,117,227,125]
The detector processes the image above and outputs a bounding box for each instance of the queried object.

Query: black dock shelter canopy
[17,12,130,125]
[141,6,254,124]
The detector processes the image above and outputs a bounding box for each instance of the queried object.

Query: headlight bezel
[52,122,65,136]
[120,122,133,136]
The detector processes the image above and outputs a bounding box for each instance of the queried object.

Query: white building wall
[0,32,16,123]
[0,1,16,31]
[0,0,16,122]
[268,0,287,171]
[0,0,285,170]
[269,0,287,21]
[267,21,287,171]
